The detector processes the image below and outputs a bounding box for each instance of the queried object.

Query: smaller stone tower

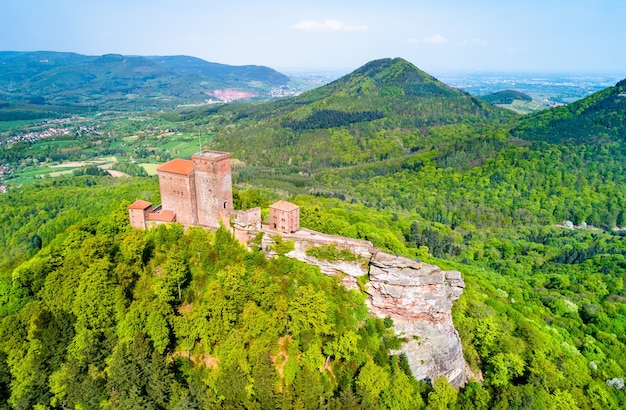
[192,151,234,228]
[128,199,153,229]
[269,200,300,233]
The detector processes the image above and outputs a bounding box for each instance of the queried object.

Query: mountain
[0,51,289,109]
[211,58,516,171]
[146,55,288,86]
[512,78,626,143]
[479,89,532,105]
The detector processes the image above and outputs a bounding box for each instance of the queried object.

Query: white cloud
[462,38,489,46]
[424,34,449,44]
[407,34,449,45]
[293,19,368,32]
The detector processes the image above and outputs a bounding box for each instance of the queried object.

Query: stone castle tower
[193,151,233,228]
[154,150,233,229]
[157,158,197,225]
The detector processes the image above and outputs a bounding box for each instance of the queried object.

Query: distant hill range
[0,51,290,109]
[512,79,626,143]
[479,89,532,105]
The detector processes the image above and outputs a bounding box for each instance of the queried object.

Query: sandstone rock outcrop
[263,229,470,387]
[367,252,470,387]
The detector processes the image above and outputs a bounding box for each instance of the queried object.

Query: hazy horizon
[1,0,625,77]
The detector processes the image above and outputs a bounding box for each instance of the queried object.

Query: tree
[548,389,580,410]
[355,359,390,407]
[154,247,189,303]
[120,229,147,265]
[380,358,424,410]
[426,377,458,410]
[458,380,490,410]
[72,258,121,332]
[106,333,173,409]
[487,353,525,389]
[287,284,332,338]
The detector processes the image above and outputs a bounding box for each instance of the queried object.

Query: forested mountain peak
[212,57,515,170]
[296,57,463,102]
[343,57,442,87]
[512,77,626,144]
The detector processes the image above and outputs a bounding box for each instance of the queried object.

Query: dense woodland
[0,51,290,109]
[1,58,626,408]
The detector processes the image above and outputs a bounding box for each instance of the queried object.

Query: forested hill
[212,58,516,170]
[0,51,289,108]
[146,55,289,86]
[512,78,626,144]
[479,89,533,105]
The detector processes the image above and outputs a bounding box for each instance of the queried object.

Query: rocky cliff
[367,252,470,387]
[262,228,470,387]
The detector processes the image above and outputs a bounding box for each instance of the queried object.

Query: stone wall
[233,208,261,229]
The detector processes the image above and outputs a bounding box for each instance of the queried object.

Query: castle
[128,150,300,238]
[127,150,470,386]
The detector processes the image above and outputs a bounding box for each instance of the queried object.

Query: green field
[0,119,40,133]
[497,99,549,114]
[139,163,159,175]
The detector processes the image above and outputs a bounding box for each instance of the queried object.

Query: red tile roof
[269,200,300,212]
[147,210,176,222]
[157,158,194,175]
[128,199,152,210]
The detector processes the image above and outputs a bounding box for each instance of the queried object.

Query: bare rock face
[367,252,470,387]
[262,229,470,387]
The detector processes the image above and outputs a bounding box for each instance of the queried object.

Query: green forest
[1,57,626,408]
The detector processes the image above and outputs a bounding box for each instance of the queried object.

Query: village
[1,127,71,146]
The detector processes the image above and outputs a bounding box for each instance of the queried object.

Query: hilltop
[479,89,547,114]
[0,51,290,109]
[211,58,515,171]
[479,89,532,105]
[512,78,626,143]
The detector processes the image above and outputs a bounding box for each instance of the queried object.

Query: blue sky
[1,0,624,75]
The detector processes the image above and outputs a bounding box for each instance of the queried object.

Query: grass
[139,163,159,176]
[0,119,39,132]
[3,157,120,187]
[157,133,210,158]
[497,99,549,115]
